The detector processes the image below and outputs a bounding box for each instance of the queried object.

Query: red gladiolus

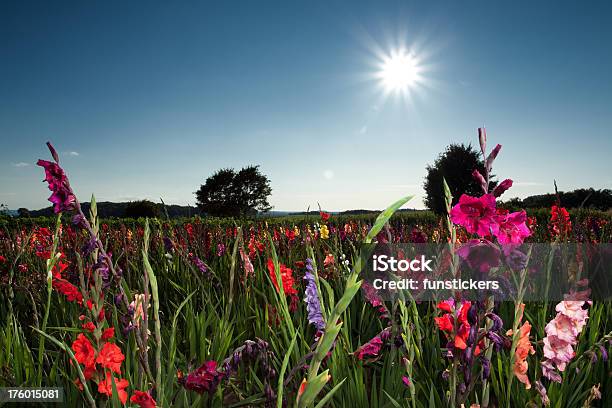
[72,334,96,367]
[53,278,83,303]
[98,373,129,404]
[82,322,96,332]
[0,255,6,263]
[434,314,453,332]
[101,327,115,341]
[437,300,453,313]
[96,342,125,374]
[130,390,157,408]
[320,211,330,222]
[266,259,297,296]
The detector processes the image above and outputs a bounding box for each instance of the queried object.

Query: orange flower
[72,334,96,368]
[97,373,129,404]
[96,342,125,374]
[507,304,535,389]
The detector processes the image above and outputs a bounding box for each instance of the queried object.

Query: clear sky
[1,1,611,211]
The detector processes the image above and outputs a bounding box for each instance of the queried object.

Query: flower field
[0,134,611,407]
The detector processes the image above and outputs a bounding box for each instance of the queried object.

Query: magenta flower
[494,210,531,245]
[355,333,385,360]
[456,239,501,273]
[449,194,498,237]
[36,143,76,214]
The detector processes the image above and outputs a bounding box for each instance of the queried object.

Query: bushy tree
[17,208,31,218]
[195,166,272,217]
[124,200,159,218]
[423,144,491,214]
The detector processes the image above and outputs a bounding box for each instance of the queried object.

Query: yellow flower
[320,224,329,239]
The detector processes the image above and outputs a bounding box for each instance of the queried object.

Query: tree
[124,200,159,218]
[17,208,31,218]
[195,166,272,217]
[423,144,492,214]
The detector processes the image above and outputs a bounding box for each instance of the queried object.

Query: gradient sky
[1,1,611,211]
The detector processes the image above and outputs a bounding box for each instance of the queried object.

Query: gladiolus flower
[320,211,330,222]
[130,390,157,408]
[96,342,125,374]
[437,299,454,313]
[101,327,115,341]
[266,259,297,296]
[450,194,499,237]
[456,239,501,273]
[52,278,83,303]
[304,259,325,330]
[72,333,96,368]
[320,224,329,239]
[434,314,454,332]
[82,322,96,332]
[402,376,411,387]
[36,143,76,214]
[541,298,589,381]
[494,210,531,245]
[98,373,129,404]
[182,361,223,394]
[506,304,535,389]
[355,335,383,360]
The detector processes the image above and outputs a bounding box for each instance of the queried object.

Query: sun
[378,49,420,94]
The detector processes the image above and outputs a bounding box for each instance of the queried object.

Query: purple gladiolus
[304,258,325,330]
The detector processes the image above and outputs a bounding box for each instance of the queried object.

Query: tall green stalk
[36,214,61,386]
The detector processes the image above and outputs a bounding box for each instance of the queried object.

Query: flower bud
[478,127,487,155]
[493,178,513,197]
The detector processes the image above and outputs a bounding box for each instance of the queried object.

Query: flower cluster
[506,303,535,389]
[549,205,572,238]
[542,298,589,382]
[180,339,277,405]
[435,298,505,395]
[267,258,297,296]
[303,258,325,331]
[36,143,76,214]
[354,328,391,360]
[450,194,530,245]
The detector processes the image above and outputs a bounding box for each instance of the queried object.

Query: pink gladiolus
[494,210,531,245]
[449,194,499,237]
[541,299,589,382]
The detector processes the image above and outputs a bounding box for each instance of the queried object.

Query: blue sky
[1,1,611,211]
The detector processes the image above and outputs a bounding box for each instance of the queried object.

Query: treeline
[502,188,612,211]
[21,200,198,219]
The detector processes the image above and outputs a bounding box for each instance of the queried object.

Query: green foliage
[423,144,491,214]
[195,165,273,217]
[124,200,160,218]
